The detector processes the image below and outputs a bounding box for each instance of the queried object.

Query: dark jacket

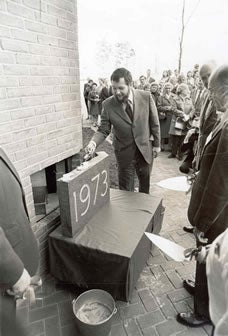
[92,89,160,168]
[0,148,39,290]
[188,114,228,242]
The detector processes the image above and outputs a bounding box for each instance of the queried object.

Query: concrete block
[58,152,110,237]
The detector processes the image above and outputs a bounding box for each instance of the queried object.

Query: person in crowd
[177,64,228,329]
[191,78,207,119]
[157,82,177,151]
[146,69,155,84]
[88,82,100,126]
[168,83,193,160]
[98,78,113,125]
[172,73,186,93]
[206,228,228,336]
[159,70,169,88]
[137,75,147,90]
[193,71,200,88]
[143,83,151,92]
[187,71,195,92]
[0,147,39,336]
[193,63,200,76]
[83,78,93,113]
[150,82,160,106]
[194,63,218,170]
[97,78,105,95]
[85,67,160,194]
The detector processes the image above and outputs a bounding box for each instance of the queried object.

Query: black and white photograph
[0,0,228,335]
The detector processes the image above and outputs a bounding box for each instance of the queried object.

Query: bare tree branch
[185,0,201,27]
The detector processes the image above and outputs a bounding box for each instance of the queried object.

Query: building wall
[0,0,82,221]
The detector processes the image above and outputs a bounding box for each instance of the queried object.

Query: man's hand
[7,268,31,298]
[85,141,96,156]
[193,227,208,245]
[153,147,160,158]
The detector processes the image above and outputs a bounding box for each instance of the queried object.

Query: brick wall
[0,0,82,221]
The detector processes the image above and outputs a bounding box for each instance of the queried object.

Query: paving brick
[25,320,44,336]
[43,290,71,306]
[147,254,167,266]
[174,300,192,314]
[120,302,145,320]
[150,265,163,279]
[111,323,127,336]
[155,318,186,336]
[137,310,165,330]
[112,310,122,325]
[58,300,75,326]
[129,290,140,304]
[123,318,142,336]
[155,294,176,319]
[29,304,58,323]
[160,260,183,272]
[149,274,174,295]
[61,323,78,336]
[168,288,191,303]
[142,327,158,336]
[166,270,183,288]
[44,315,61,336]
[138,289,158,312]
[177,328,208,335]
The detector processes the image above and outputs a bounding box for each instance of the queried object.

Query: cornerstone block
[58,151,110,237]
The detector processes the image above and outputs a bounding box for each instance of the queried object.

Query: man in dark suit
[86,67,160,194]
[194,63,218,170]
[0,148,39,335]
[177,65,228,327]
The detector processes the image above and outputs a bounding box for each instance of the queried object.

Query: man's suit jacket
[188,112,228,242]
[92,89,160,168]
[195,91,217,169]
[0,148,39,290]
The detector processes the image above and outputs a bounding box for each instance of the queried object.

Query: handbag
[175,117,186,130]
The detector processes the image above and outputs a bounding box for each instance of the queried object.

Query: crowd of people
[85,64,228,336]
[83,64,208,174]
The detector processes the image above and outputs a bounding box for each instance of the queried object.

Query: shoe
[161,147,165,152]
[183,279,195,295]
[168,154,176,158]
[176,312,211,327]
[176,154,183,161]
[183,225,194,233]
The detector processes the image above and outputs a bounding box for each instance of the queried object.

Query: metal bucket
[72,289,117,336]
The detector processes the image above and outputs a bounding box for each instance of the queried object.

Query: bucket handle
[72,299,76,305]
[113,307,117,315]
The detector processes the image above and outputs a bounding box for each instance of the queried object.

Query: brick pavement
[16,133,213,336]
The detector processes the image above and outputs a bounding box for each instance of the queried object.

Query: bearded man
[85,67,160,194]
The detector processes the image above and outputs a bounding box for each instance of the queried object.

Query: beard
[114,87,130,102]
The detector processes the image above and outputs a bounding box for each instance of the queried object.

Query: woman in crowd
[186,71,195,92]
[168,83,193,160]
[159,70,169,88]
[88,82,100,126]
[157,82,176,151]
[150,82,160,106]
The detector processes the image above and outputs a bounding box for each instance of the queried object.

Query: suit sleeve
[91,101,111,147]
[0,227,24,289]
[149,93,160,148]
[194,123,228,233]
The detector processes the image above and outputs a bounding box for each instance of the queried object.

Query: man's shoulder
[102,95,115,109]
[134,89,150,99]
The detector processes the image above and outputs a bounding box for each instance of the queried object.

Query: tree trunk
[178,0,185,73]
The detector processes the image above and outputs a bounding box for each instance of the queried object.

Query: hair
[92,82,97,87]
[164,82,173,89]
[176,83,189,95]
[139,75,146,80]
[210,64,228,105]
[111,68,133,85]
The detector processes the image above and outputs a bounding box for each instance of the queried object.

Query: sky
[77,0,228,81]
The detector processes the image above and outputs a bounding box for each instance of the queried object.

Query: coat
[206,228,228,335]
[187,112,228,242]
[157,93,177,139]
[169,95,193,136]
[92,89,160,168]
[0,148,39,291]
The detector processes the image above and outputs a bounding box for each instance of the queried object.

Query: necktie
[125,100,133,121]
